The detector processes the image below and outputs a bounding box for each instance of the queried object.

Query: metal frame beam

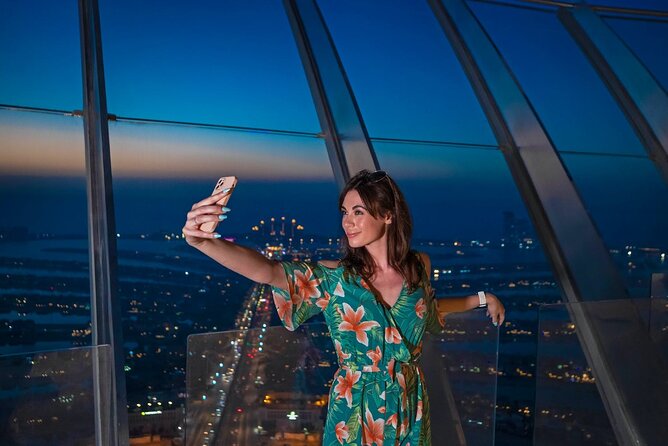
[428,0,668,444]
[559,5,668,185]
[78,0,129,444]
[283,0,379,187]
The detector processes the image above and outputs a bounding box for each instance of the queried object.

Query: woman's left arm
[436,294,505,326]
[419,252,505,327]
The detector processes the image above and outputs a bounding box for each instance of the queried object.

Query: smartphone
[200,175,237,233]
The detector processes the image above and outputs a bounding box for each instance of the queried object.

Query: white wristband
[477,291,487,307]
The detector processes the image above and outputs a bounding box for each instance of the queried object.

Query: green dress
[271,251,445,446]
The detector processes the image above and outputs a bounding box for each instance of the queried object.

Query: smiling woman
[182,168,505,445]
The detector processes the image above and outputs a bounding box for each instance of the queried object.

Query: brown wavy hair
[338,169,423,294]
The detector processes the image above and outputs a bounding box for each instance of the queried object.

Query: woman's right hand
[182,191,231,247]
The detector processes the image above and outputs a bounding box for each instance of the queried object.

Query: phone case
[200,176,237,233]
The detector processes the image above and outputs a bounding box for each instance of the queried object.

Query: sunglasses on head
[364,170,388,183]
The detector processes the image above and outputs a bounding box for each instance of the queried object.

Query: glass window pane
[0,1,82,109]
[99,0,320,132]
[109,120,338,416]
[605,16,668,91]
[375,144,522,239]
[0,109,90,355]
[561,153,668,297]
[318,0,496,144]
[470,2,647,156]
[0,345,112,443]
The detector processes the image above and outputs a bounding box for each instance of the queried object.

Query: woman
[182,169,505,446]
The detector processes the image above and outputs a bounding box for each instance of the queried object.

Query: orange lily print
[415,298,426,319]
[272,292,293,331]
[386,413,397,429]
[363,408,385,446]
[293,268,322,307]
[334,339,351,364]
[335,421,349,444]
[365,346,382,372]
[399,418,409,437]
[316,291,331,310]
[397,372,407,411]
[384,327,402,344]
[387,358,396,380]
[338,303,380,346]
[333,367,361,408]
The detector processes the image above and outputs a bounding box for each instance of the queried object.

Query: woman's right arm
[181,190,288,290]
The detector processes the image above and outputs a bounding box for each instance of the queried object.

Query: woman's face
[341,189,391,249]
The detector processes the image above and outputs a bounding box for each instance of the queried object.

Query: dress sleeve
[270,261,331,331]
[425,288,445,335]
[415,251,445,335]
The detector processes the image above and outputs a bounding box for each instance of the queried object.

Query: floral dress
[271,251,445,446]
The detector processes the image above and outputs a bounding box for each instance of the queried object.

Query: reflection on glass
[0,109,91,356]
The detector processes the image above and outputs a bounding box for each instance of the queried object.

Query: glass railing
[426,309,501,446]
[186,309,499,446]
[0,345,112,446]
[533,297,668,446]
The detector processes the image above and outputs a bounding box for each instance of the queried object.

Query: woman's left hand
[485,293,505,327]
